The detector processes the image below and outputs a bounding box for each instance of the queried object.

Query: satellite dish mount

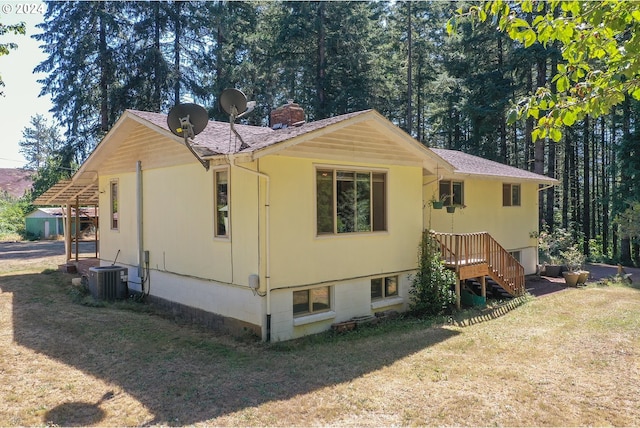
[219,88,255,151]
[167,103,210,171]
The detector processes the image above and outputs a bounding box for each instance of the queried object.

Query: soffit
[273,118,440,169]
[88,119,196,176]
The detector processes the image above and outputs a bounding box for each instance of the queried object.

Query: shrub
[0,196,31,239]
[410,231,456,317]
[538,226,575,264]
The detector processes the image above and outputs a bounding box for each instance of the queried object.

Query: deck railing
[430,231,525,297]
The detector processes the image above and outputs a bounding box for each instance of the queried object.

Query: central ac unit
[88,266,128,300]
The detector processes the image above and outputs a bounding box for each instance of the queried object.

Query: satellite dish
[219,88,248,117]
[166,103,210,171]
[167,103,209,137]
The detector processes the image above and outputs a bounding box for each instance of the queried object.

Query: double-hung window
[110,180,118,230]
[214,169,229,238]
[503,183,521,206]
[439,180,464,206]
[316,168,386,234]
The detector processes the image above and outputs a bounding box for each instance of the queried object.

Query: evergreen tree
[18,114,64,170]
[248,1,382,122]
[34,1,125,162]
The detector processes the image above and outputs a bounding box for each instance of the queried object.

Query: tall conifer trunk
[601,119,608,257]
[545,48,558,229]
[173,1,182,105]
[153,2,161,111]
[316,2,326,116]
[562,130,571,229]
[534,56,547,227]
[406,2,412,134]
[498,35,507,163]
[583,116,591,255]
[99,2,109,132]
[620,97,632,264]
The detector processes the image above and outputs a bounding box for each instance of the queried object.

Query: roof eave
[451,171,559,184]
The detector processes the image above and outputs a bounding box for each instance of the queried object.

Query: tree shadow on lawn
[1,271,460,426]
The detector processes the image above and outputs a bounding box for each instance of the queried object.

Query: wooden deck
[431,231,525,309]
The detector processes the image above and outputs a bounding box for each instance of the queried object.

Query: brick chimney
[269,100,305,129]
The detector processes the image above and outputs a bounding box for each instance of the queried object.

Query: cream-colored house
[39,104,555,341]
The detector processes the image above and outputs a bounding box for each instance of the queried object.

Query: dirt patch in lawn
[1,244,639,426]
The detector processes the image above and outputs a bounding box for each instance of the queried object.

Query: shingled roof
[127,109,371,157]
[431,148,557,183]
[127,110,555,184]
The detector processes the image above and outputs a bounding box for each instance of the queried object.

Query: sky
[0,0,53,169]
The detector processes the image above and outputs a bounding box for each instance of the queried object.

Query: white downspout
[230,156,272,341]
[137,161,145,287]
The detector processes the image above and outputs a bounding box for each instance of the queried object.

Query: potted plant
[561,245,586,287]
[538,227,573,278]
[543,256,564,277]
[577,270,590,285]
[430,194,449,210]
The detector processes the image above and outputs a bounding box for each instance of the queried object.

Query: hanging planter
[432,201,444,209]
[446,206,456,214]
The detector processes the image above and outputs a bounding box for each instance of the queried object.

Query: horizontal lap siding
[263,156,423,289]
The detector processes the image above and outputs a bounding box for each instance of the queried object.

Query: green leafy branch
[0,21,26,95]
[448,0,640,141]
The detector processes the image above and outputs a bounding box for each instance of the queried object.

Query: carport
[33,172,99,268]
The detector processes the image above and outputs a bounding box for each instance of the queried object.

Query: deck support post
[480,276,486,298]
[64,203,72,262]
[74,196,79,262]
[455,278,461,310]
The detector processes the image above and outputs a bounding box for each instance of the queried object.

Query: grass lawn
[1,251,639,426]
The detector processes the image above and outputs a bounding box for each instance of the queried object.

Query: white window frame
[439,180,464,207]
[110,179,118,230]
[371,275,399,301]
[293,285,332,317]
[503,183,521,207]
[315,165,388,236]
[213,167,230,239]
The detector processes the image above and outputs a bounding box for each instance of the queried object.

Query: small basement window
[293,286,331,316]
[371,275,398,300]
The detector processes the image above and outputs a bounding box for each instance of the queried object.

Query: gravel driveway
[0,240,97,262]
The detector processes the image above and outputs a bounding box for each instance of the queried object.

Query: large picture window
[110,180,118,230]
[214,169,229,238]
[293,286,331,316]
[439,180,464,206]
[503,183,521,206]
[316,168,386,235]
